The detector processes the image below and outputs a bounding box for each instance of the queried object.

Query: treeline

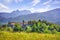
[0,20,60,34]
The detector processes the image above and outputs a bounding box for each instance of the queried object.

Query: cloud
[29,0,52,13]
[28,4,51,13]
[43,0,52,5]
[3,0,23,3]
[38,5,50,12]
[28,8,35,13]
[3,0,13,3]
[52,0,60,4]
[31,0,60,13]
[0,3,9,10]
[31,0,40,6]
[0,3,11,12]
[1,0,60,13]
[43,0,60,5]
[36,0,52,12]
[15,0,23,3]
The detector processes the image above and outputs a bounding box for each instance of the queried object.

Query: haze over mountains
[0,10,31,18]
[0,8,60,24]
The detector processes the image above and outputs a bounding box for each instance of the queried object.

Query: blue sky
[0,0,60,13]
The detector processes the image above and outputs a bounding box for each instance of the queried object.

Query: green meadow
[0,31,60,40]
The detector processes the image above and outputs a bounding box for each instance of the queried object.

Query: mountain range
[0,8,60,25]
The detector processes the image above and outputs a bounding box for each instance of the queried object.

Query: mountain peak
[54,8,60,10]
[0,8,60,25]
[52,8,60,11]
[16,10,20,12]
[12,10,20,13]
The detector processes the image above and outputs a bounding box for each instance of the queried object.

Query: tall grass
[0,31,60,40]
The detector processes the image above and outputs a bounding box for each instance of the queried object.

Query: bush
[26,26,32,32]
[13,23,22,31]
[7,27,13,32]
[51,29,57,34]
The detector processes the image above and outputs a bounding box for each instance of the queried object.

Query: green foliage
[44,29,51,33]
[7,27,13,32]
[54,24,60,32]
[37,21,41,27]
[51,29,57,34]
[26,26,32,32]
[2,24,8,31]
[32,23,38,32]
[48,25,54,31]
[0,19,60,34]
[13,23,22,31]
[42,20,47,23]
[43,26,51,33]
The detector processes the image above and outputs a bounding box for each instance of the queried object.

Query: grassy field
[0,31,60,40]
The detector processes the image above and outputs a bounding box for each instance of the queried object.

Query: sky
[0,0,60,13]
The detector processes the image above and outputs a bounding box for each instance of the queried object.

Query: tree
[0,23,2,27]
[43,26,51,33]
[38,19,41,22]
[23,20,25,26]
[37,21,41,27]
[54,24,60,32]
[41,23,47,32]
[32,23,38,32]
[2,24,8,31]
[42,20,47,23]
[51,29,57,34]
[26,26,32,32]
[48,25,54,31]
[7,27,13,32]
[13,23,22,31]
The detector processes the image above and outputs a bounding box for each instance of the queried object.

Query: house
[8,22,28,28]
[8,22,17,28]
[8,22,33,29]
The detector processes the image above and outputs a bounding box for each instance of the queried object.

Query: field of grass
[0,31,60,40]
